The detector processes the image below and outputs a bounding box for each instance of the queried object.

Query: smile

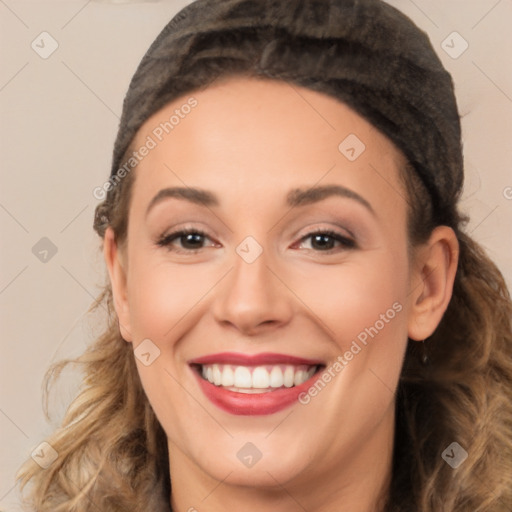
[188,352,325,415]
[199,363,319,392]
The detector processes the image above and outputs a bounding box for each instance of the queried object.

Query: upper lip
[188,352,324,366]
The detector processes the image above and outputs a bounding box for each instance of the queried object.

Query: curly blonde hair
[17,0,512,510]
[16,148,512,512]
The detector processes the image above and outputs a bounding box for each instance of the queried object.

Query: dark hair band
[108,0,464,227]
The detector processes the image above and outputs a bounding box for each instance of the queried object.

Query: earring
[421,339,429,365]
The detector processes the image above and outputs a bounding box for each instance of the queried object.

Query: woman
[17,0,512,510]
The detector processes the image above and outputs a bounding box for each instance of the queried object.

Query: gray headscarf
[96,0,463,233]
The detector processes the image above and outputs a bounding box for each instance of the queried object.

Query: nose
[212,246,294,336]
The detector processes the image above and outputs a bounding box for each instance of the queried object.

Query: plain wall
[1,1,511,509]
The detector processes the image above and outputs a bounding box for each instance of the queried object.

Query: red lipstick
[188,352,324,416]
[188,352,324,366]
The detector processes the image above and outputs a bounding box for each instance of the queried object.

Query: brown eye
[297,229,356,252]
[157,229,214,253]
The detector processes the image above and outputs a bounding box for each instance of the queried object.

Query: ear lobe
[103,227,133,342]
[407,226,459,341]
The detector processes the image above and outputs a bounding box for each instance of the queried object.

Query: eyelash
[156,227,356,254]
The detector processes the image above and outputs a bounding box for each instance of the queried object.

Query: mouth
[192,363,322,393]
[188,352,326,415]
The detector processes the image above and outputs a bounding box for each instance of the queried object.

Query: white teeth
[213,364,222,385]
[221,366,234,387]
[200,363,318,391]
[234,366,252,388]
[226,387,275,394]
[252,367,270,388]
[283,366,295,388]
[269,366,284,388]
[293,369,306,386]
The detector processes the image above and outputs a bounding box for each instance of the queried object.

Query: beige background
[1,0,511,509]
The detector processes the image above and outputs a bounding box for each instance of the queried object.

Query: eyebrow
[286,185,374,214]
[145,184,375,217]
[146,187,219,217]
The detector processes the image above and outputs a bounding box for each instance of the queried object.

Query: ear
[407,226,459,341]
[103,227,133,342]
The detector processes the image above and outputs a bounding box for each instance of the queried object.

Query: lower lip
[191,366,320,416]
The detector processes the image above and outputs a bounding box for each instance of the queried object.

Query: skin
[104,77,459,512]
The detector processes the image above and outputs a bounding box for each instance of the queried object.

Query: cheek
[125,254,223,341]
[332,251,410,396]
[286,250,410,445]
[293,250,409,345]
[126,246,410,348]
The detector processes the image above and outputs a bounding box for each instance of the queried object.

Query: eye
[295,228,356,252]
[156,228,217,253]
[156,227,356,254]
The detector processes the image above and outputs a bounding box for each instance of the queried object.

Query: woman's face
[107,77,426,499]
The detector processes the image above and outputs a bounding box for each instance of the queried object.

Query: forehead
[128,76,408,218]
